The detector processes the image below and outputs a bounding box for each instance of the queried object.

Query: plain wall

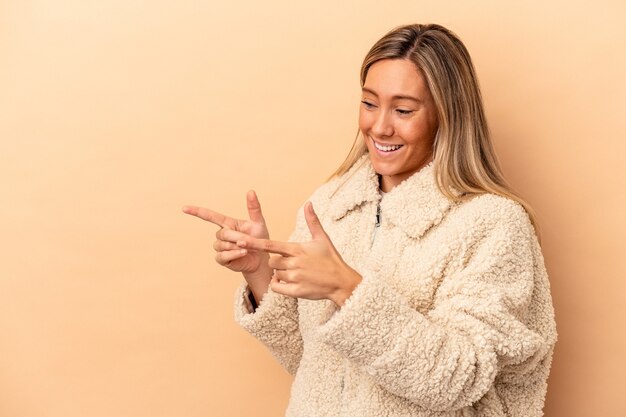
[1,1,624,416]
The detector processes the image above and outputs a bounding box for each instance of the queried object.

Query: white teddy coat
[234,156,557,417]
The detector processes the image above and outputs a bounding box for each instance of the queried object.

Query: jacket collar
[329,155,457,239]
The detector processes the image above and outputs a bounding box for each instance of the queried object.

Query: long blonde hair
[330,23,540,237]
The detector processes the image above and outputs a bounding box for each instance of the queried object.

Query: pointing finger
[182,205,230,228]
[237,236,298,256]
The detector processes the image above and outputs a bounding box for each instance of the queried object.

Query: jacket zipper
[371,202,381,245]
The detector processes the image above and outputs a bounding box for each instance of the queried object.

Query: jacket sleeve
[316,199,557,411]
[233,204,310,375]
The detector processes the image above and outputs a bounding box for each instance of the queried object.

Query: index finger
[182,205,229,227]
[238,236,298,257]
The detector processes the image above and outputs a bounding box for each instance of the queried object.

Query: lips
[372,138,404,153]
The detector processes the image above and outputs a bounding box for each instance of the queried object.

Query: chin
[367,155,400,176]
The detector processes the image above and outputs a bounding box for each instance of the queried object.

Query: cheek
[424,110,439,139]
[358,109,372,132]
[400,119,436,145]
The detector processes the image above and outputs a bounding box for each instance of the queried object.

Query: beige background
[1,0,625,416]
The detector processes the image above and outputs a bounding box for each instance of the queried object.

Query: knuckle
[214,253,223,264]
[286,270,298,282]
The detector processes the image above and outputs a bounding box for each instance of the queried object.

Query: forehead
[363,59,428,97]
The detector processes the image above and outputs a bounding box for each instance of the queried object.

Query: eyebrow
[361,87,422,103]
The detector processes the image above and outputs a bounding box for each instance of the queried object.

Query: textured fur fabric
[234,156,557,417]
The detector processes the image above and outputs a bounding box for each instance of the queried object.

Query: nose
[371,109,394,137]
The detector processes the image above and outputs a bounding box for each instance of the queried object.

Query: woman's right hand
[182,190,271,277]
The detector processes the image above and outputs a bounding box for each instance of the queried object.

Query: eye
[361,100,376,109]
[396,109,414,116]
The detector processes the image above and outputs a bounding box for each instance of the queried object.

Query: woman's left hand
[236,202,362,307]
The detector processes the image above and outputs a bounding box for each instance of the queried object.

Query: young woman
[184,23,557,417]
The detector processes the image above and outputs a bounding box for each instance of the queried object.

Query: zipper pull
[375,203,381,228]
[371,202,381,245]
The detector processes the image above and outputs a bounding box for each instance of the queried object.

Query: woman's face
[359,58,439,192]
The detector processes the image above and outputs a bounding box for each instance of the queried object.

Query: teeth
[373,141,402,152]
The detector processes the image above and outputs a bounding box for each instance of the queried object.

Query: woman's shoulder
[452,192,535,237]
[461,192,528,217]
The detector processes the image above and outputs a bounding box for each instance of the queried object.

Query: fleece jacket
[234,155,557,417]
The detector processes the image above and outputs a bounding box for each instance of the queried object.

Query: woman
[183,23,557,417]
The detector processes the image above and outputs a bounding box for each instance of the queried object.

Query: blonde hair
[330,23,540,237]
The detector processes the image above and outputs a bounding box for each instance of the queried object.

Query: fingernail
[240,249,247,255]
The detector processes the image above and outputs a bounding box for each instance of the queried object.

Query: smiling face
[359,58,439,192]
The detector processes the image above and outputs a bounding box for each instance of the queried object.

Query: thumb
[304,202,329,241]
[246,190,266,223]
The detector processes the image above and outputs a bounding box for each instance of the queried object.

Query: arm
[183,190,309,375]
[316,199,556,411]
[234,283,303,375]
[233,204,311,375]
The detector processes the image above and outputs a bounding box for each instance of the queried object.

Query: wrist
[332,269,362,307]
[243,257,273,282]
[243,268,272,282]
[243,263,273,306]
